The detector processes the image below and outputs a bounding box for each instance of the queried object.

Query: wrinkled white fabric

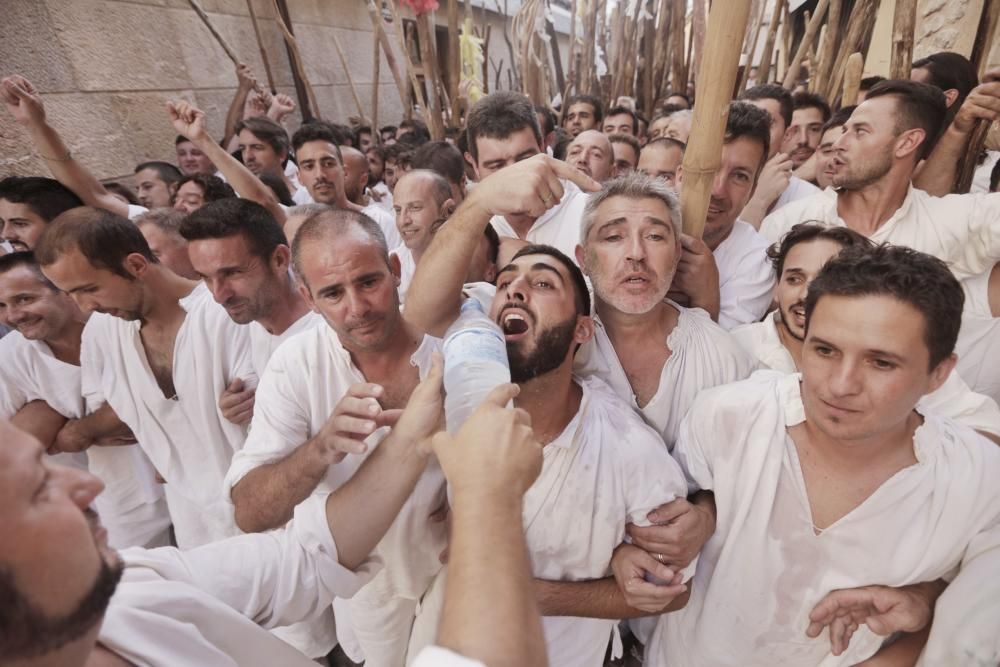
[651,371,1000,666]
[713,220,775,330]
[956,270,1000,406]
[489,180,589,260]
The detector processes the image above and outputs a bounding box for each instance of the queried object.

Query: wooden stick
[680,0,752,239]
[372,24,380,140]
[245,0,277,92]
[813,0,840,95]
[755,0,785,85]
[779,0,791,80]
[889,0,918,80]
[954,0,1000,193]
[783,0,828,89]
[416,11,446,139]
[810,23,826,92]
[642,0,656,116]
[331,33,367,122]
[270,0,319,117]
[841,52,864,106]
[670,0,686,93]
[449,0,461,127]
[386,0,430,121]
[364,0,409,110]
[739,0,767,92]
[823,0,876,103]
[691,0,707,91]
[188,0,241,65]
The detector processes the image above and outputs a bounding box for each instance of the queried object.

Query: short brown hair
[34,207,157,280]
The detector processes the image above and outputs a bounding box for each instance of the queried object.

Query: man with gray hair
[391,169,455,303]
[224,207,448,666]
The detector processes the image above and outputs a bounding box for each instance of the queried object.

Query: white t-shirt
[651,371,1000,666]
[292,184,313,205]
[364,201,403,251]
[712,219,775,329]
[0,331,171,549]
[248,311,325,378]
[760,186,1000,286]
[411,647,485,667]
[126,204,149,220]
[369,183,394,212]
[773,175,820,211]
[489,180,589,261]
[409,376,692,667]
[731,312,1000,437]
[98,493,380,666]
[225,324,447,665]
[81,283,255,548]
[574,303,758,450]
[971,150,999,194]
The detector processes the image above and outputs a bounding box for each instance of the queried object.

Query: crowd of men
[1,44,1000,667]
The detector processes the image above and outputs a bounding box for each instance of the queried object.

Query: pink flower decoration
[400,0,439,14]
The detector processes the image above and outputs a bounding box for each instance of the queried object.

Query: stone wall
[0,0,553,182]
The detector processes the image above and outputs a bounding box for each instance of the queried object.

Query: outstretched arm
[1,75,130,218]
[168,99,286,225]
[223,63,258,149]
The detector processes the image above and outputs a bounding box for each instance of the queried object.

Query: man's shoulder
[685,370,787,427]
[760,188,838,242]
[674,306,758,366]
[264,324,336,373]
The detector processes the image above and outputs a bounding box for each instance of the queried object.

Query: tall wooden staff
[889,0,918,80]
[823,0,876,102]
[841,52,864,106]
[245,0,277,92]
[365,0,409,111]
[680,0,752,238]
[755,0,784,85]
[954,0,1000,193]
[813,0,840,94]
[782,0,828,89]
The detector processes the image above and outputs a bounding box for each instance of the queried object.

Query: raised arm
[168,99,286,225]
[222,63,258,149]
[1,75,130,218]
[913,69,1000,196]
[406,154,599,337]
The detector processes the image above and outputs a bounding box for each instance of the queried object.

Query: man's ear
[574,315,595,345]
[123,252,150,279]
[943,88,959,109]
[574,244,589,275]
[926,353,957,396]
[272,244,291,272]
[466,152,481,182]
[297,281,319,313]
[442,198,456,219]
[388,251,402,286]
[895,128,927,160]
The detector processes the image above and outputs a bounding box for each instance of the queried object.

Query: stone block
[0,1,78,90]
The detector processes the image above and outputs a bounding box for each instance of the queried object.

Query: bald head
[566,130,614,182]
[340,145,370,204]
[394,169,453,208]
[291,208,389,285]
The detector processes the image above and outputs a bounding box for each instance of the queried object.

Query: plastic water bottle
[443,298,511,433]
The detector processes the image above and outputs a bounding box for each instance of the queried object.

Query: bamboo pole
[691,0,706,91]
[810,23,826,92]
[670,0,686,93]
[364,0,409,110]
[813,0,840,95]
[889,0,919,80]
[680,0,752,239]
[783,0,829,89]
[564,0,579,100]
[841,52,864,106]
[651,0,671,100]
[739,0,767,92]
[954,0,1000,193]
[245,0,277,92]
[756,0,785,86]
[642,0,656,117]
[779,0,792,81]
[270,0,319,117]
[449,0,461,126]
[331,33,367,122]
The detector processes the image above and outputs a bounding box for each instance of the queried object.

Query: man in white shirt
[739,83,821,227]
[391,170,455,303]
[35,207,255,549]
[732,222,1000,439]
[226,208,447,665]
[0,354,477,667]
[566,129,615,182]
[0,251,171,549]
[760,80,1000,291]
[644,244,1000,665]
[179,198,321,418]
[465,91,590,260]
[292,122,401,250]
[672,102,776,329]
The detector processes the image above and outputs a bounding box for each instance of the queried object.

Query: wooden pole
[783,0,829,89]
[739,0,767,92]
[272,0,319,118]
[813,0,840,95]
[670,0,686,93]
[642,0,656,116]
[545,3,566,97]
[364,0,409,110]
[691,0,706,92]
[448,0,462,126]
[416,11,446,139]
[680,0,752,239]
[779,0,792,81]
[331,32,367,122]
[823,0,876,103]
[245,0,277,92]
[810,23,826,92]
[756,0,785,86]
[386,0,431,122]
[954,0,1000,193]
[841,52,864,106]
[372,25,380,140]
[187,0,241,65]
[889,0,919,80]
[564,0,579,100]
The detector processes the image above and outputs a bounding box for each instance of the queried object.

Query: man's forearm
[325,431,431,570]
[405,195,494,337]
[231,437,331,533]
[223,85,253,147]
[192,135,285,223]
[913,125,968,196]
[25,121,129,217]
[535,576,689,619]
[78,403,133,442]
[11,400,67,449]
[441,492,547,667]
[855,628,930,667]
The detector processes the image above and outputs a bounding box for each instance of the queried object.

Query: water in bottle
[443,298,511,433]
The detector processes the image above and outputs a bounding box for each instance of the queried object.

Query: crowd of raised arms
[1,38,1000,667]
